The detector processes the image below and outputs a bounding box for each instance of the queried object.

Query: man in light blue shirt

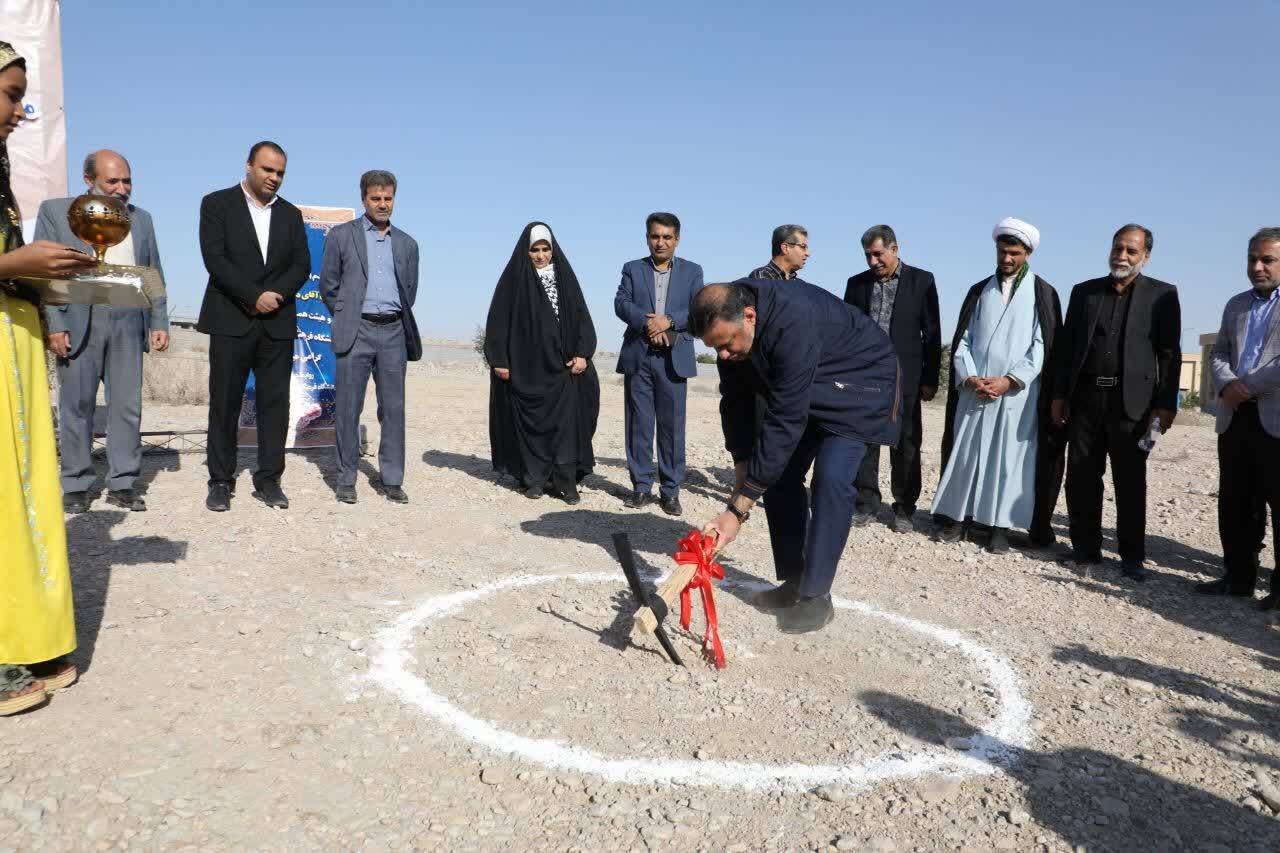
[320,170,423,504]
[362,218,401,316]
[1236,287,1278,375]
[1205,226,1280,607]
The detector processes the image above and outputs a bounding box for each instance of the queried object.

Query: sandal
[28,657,77,692]
[0,665,49,716]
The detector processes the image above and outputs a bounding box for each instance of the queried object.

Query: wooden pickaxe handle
[633,563,699,635]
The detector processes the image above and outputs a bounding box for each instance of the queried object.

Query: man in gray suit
[1202,226,1280,608]
[320,169,421,504]
[39,149,169,513]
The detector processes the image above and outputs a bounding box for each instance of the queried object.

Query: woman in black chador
[485,222,599,503]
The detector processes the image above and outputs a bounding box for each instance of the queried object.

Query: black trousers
[1065,386,1148,561]
[1218,402,1280,593]
[855,394,921,515]
[207,321,293,489]
[1029,423,1067,541]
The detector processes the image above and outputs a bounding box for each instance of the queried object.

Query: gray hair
[860,224,897,250]
[82,150,131,180]
[771,224,807,257]
[1112,223,1153,254]
[360,169,398,197]
[1248,227,1280,252]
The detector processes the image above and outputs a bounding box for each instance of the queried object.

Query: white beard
[1110,261,1143,280]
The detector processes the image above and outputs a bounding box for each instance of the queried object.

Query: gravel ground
[3,348,1279,852]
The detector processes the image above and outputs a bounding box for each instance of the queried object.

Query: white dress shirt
[104,230,136,266]
[241,181,276,263]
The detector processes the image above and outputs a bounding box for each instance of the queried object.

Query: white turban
[992,217,1040,252]
[529,224,552,249]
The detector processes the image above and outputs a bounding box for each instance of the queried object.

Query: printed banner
[237,205,355,449]
[3,0,67,239]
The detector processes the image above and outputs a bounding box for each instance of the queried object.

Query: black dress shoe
[1195,578,1254,597]
[336,484,357,504]
[252,483,289,509]
[106,489,146,511]
[891,509,914,534]
[987,527,1011,554]
[1063,551,1103,566]
[933,520,963,543]
[206,483,232,512]
[623,491,654,509]
[751,580,800,610]
[525,484,544,499]
[852,511,875,528]
[1026,529,1057,548]
[1121,559,1148,582]
[1259,590,1279,611]
[552,486,580,505]
[63,491,90,514]
[778,595,835,634]
[382,485,409,504]
[660,495,682,516]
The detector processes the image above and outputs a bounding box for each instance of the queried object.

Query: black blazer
[844,262,942,394]
[196,184,311,340]
[1052,273,1181,421]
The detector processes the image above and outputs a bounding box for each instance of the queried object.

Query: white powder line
[368,572,1031,792]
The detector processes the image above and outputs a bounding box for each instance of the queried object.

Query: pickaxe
[611,532,698,666]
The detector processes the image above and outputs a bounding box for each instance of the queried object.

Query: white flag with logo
[2,0,67,240]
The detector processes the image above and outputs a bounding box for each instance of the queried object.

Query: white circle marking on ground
[369,572,1031,792]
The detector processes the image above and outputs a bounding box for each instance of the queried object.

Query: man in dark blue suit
[614,212,705,515]
[692,280,901,633]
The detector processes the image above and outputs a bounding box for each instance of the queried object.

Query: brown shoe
[29,657,78,692]
[0,666,49,715]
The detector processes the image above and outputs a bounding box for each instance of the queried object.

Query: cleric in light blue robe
[932,219,1045,550]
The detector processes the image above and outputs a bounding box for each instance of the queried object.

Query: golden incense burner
[66,193,132,263]
[21,194,166,308]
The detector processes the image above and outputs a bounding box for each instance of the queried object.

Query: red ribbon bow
[674,530,727,669]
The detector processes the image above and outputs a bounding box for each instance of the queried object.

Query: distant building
[1198,334,1217,414]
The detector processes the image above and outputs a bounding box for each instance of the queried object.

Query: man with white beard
[1050,225,1181,581]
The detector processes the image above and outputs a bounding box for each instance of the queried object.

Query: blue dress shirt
[361,217,401,315]
[1238,287,1279,374]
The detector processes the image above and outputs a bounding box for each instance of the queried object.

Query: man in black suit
[1051,224,1181,581]
[197,141,311,511]
[844,225,941,533]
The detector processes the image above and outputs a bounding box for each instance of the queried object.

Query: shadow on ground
[67,510,188,674]
[1053,643,1280,772]
[859,690,1280,851]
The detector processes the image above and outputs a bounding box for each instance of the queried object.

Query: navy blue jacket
[719,279,902,500]
[614,256,705,379]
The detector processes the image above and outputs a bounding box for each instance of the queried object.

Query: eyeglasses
[785,242,809,251]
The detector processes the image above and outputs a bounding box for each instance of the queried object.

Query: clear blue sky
[59,0,1279,354]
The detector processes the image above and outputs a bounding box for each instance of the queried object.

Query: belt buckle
[1095,376,1117,388]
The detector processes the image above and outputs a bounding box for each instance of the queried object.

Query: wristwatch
[725,502,750,523]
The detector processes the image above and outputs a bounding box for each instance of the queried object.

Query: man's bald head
[83,149,132,202]
[690,282,758,361]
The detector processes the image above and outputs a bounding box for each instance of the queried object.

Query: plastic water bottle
[1138,416,1162,452]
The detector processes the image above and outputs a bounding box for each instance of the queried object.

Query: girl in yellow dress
[0,42,97,715]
